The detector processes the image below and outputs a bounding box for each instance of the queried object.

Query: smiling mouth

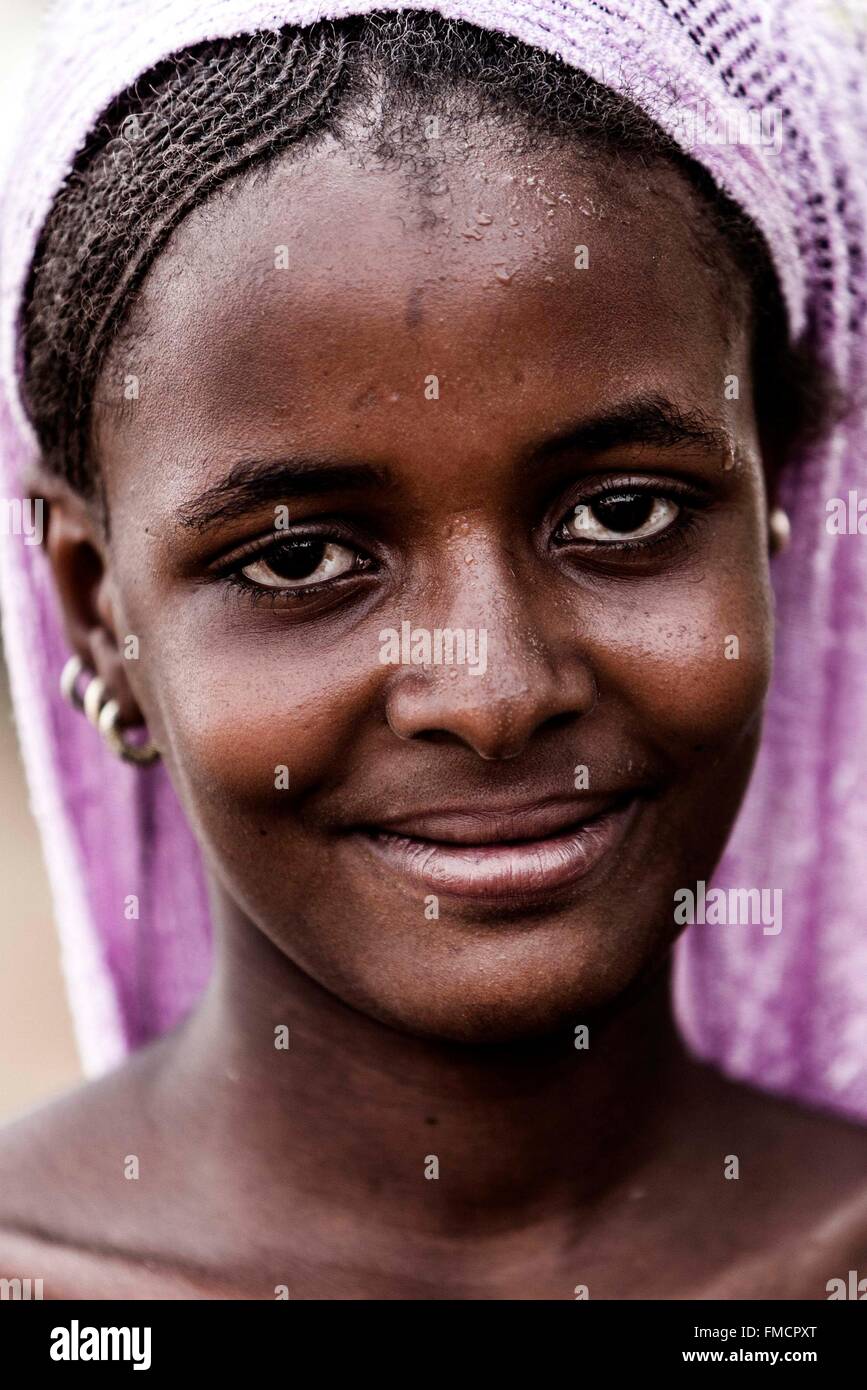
[353,795,641,902]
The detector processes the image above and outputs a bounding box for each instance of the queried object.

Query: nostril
[390,726,464,747]
[540,709,584,738]
[384,647,597,758]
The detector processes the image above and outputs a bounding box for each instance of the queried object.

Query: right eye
[239,538,361,590]
[560,492,681,545]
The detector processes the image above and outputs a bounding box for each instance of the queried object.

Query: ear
[30,473,144,726]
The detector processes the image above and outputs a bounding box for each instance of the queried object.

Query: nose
[383,571,596,762]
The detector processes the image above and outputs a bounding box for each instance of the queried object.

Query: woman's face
[85,117,773,1041]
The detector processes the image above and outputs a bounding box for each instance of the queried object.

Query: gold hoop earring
[59,656,160,766]
[97,698,160,766]
[769,507,791,554]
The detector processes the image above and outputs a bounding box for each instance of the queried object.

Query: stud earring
[59,655,160,766]
[768,507,791,554]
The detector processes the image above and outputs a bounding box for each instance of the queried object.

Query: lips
[353,794,640,902]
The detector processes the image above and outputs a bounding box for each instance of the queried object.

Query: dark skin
[2,114,867,1299]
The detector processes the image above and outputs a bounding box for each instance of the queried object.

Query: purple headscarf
[1,0,865,1117]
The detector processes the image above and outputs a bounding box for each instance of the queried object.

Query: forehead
[94,124,750,504]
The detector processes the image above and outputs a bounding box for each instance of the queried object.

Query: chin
[312,915,664,1046]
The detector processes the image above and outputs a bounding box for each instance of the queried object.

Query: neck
[165,890,704,1245]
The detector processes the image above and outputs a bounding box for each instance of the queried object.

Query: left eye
[239,538,358,589]
[561,492,679,543]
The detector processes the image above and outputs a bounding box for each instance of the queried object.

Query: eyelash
[220,532,374,604]
[217,480,708,604]
[552,479,708,558]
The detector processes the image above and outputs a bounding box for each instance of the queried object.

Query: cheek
[587,571,773,749]
[138,619,379,812]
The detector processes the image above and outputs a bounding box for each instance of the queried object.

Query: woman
[0,0,865,1299]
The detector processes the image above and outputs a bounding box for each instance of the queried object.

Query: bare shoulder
[703,1062,867,1169]
[0,1225,198,1300]
[741,1076,867,1184]
[703,1071,867,1295]
[0,1221,258,1299]
[0,1043,161,1223]
[0,1037,182,1291]
[0,1046,255,1299]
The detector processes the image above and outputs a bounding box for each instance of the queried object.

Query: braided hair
[22,8,825,498]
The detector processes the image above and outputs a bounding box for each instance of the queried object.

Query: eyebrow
[177,458,389,531]
[177,393,732,532]
[533,393,734,463]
